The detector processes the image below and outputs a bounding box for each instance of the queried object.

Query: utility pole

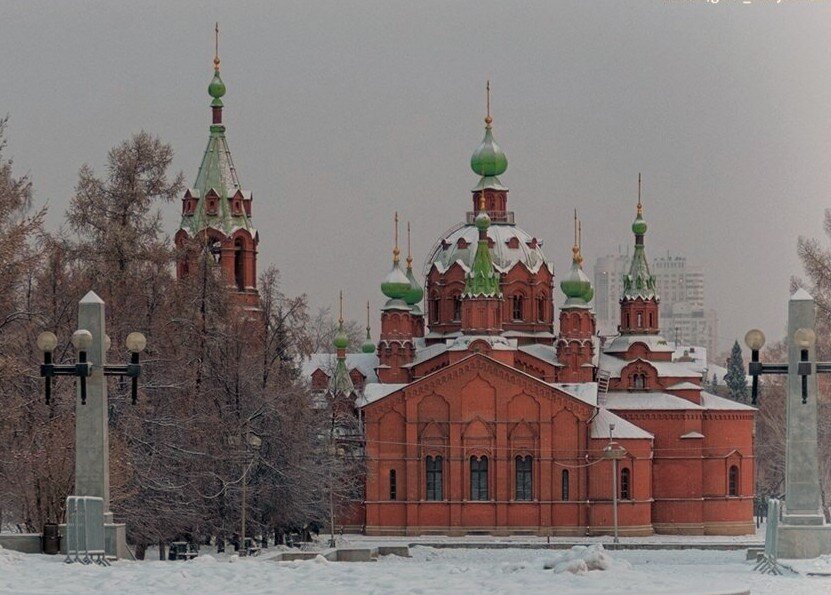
[603,423,626,545]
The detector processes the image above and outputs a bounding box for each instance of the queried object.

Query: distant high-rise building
[593,251,718,356]
[593,250,629,333]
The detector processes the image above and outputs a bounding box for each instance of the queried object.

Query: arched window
[561,469,570,501]
[537,296,546,322]
[625,312,630,327]
[632,373,646,390]
[512,295,524,321]
[648,312,654,327]
[637,312,643,327]
[389,469,397,501]
[453,295,462,321]
[620,467,631,500]
[234,239,245,290]
[426,456,443,500]
[470,456,489,501]
[728,465,739,496]
[515,456,532,501]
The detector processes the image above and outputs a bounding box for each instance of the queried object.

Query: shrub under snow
[543,544,629,575]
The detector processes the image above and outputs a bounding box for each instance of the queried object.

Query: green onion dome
[404,264,424,306]
[561,260,592,300]
[209,71,226,103]
[361,330,376,354]
[470,125,508,178]
[632,214,647,235]
[381,262,411,300]
[333,322,349,350]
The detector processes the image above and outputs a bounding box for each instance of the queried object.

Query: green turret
[463,202,501,298]
[381,213,412,310]
[178,38,255,240]
[470,81,508,192]
[561,212,594,307]
[622,177,658,301]
[330,292,355,395]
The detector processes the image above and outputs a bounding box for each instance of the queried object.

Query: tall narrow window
[648,312,654,327]
[234,239,245,290]
[512,295,524,321]
[537,296,546,322]
[426,456,443,500]
[561,469,570,501]
[620,468,631,500]
[515,456,532,501]
[429,297,440,324]
[728,465,739,496]
[453,295,462,321]
[389,469,397,501]
[637,312,643,327]
[470,456,489,501]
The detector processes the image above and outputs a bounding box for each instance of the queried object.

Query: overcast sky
[3,0,831,354]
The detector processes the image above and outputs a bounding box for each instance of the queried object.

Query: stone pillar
[777,288,831,558]
[73,290,128,558]
[75,290,110,517]
[783,289,823,524]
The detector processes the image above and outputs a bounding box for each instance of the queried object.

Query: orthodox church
[176,39,755,538]
[305,102,756,537]
[174,44,260,311]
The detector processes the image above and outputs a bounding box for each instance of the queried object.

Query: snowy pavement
[4,544,831,594]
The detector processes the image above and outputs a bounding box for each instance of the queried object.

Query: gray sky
[3,0,831,355]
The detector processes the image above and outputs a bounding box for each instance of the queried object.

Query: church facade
[306,107,755,537]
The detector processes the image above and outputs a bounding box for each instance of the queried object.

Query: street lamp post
[229,431,261,557]
[745,290,831,558]
[603,423,627,545]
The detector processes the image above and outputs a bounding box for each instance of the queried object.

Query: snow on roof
[603,334,675,354]
[604,391,705,410]
[301,352,380,384]
[550,382,598,407]
[591,407,653,440]
[447,335,516,351]
[666,382,702,391]
[404,343,449,368]
[518,343,560,366]
[358,383,407,407]
[700,391,756,411]
[680,431,705,439]
[598,354,702,379]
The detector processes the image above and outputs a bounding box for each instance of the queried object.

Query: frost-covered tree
[724,340,749,403]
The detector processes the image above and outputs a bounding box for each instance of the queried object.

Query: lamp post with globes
[34,291,146,558]
[746,289,831,559]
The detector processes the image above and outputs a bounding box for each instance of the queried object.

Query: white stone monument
[72,291,128,559]
[776,289,831,558]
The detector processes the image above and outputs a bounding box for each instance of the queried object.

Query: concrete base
[0,533,42,554]
[58,522,129,560]
[105,523,129,559]
[777,524,831,559]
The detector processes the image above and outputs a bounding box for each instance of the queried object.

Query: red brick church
[306,105,755,536]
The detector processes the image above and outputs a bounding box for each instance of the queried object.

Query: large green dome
[561,262,592,300]
[381,262,411,300]
[470,127,508,177]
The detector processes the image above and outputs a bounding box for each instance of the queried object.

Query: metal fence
[65,496,108,566]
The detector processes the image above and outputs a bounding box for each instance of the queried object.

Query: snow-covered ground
[3,544,831,594]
